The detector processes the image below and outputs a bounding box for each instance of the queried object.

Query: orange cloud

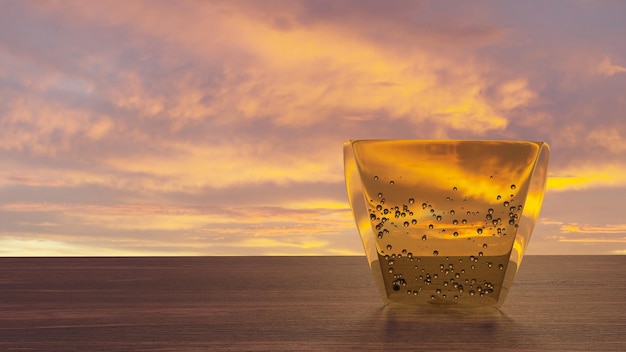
[497,78,536,110]
[558,237,626,243]
[213,11,510,132]
[1,1,529,196]
[0,200,360,255]
[596,57,626,76]
[101,141,344,190]
[26,1,511,133]
[560,223,626,235]
[547,163,626,191]
[0,235,202,256]
[539,218,564,226]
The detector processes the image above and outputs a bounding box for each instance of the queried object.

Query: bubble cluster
[380,251,504,305]
[366,174,522,305]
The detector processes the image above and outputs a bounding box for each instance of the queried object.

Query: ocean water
[0,256,624,351]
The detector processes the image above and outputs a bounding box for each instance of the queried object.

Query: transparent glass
[344,140,550,308]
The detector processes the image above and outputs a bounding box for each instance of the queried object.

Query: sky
[0,0,625,256]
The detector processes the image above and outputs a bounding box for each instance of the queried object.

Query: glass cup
[344,140,550,307]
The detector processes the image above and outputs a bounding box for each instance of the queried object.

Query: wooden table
[0,256,624,351]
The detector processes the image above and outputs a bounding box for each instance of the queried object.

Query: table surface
[0,256,624,351]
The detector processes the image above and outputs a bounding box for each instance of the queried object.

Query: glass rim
[346,139,548,144]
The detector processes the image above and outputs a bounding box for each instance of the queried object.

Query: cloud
[496,78,536,110]
[0,0,520,193]
[539,218,563,226]
[587,128,626,154]
[547,162,626,192]
[529,218,626,254]
[558,237,626,243]
[0,200,361,255]
[164,3,511,133]
[559,223,626,235]
[102,141,345,190]
[0,236,202,256]
[1,1,625,255]
[596,57,626,76]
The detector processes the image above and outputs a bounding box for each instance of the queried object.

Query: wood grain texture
[0,256,624,351]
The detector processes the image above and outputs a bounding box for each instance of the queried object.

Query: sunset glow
[1,1,625,255]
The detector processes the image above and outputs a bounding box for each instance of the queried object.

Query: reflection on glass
[344,140,550,308]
